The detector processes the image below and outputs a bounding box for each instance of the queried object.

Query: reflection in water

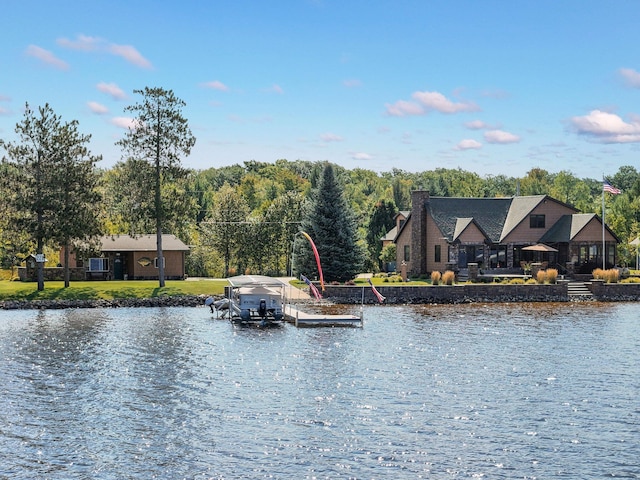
[0,303,638,478]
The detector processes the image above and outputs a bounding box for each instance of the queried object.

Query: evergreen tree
[116,87,196,287]
[0,103,101,290]
[53,117,102,287]
[365,200,397,271]
[294,164,364,282]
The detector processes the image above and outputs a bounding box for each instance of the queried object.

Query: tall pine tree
[1,103,101,290]
[294,164,364,282]
[116,87,195,287]
[365,199,397,271]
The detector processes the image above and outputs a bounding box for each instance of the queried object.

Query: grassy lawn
[0,279,228,301]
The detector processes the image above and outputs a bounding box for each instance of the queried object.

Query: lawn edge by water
[0,279,228,302]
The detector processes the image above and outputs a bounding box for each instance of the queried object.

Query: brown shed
[63,234,190,280]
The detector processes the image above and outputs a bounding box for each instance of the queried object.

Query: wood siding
[572,220,617,242]
[425,212,447,272]
[502,199,575,244]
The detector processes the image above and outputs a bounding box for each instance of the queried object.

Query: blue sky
[1,0,639,177]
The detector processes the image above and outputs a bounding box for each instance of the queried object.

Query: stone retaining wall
[0,295,209,310]
[323,283,568,304]
[589,281,640,301]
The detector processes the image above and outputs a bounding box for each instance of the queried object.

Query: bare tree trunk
[155,104,165,288]
[64,240,70,288]
[37,236,44,291]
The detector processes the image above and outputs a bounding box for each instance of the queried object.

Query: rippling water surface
[1,302,638,479]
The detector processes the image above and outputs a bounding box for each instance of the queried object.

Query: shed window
[403,245,410,262]
[88,258,109,272]
[434,244,441,263]
[530,214,545,228]
[154,256,165,268]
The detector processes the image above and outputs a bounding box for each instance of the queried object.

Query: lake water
[0,302,638,479]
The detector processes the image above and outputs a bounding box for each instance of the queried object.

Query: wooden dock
[284,304,363,328]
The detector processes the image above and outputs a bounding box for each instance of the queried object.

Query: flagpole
[602,174,606,270]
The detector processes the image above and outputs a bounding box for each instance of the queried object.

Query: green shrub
[509,278,525,284]
[526,278,537,284]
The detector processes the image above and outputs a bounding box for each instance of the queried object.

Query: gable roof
[452,217,491,242]
[428,197,512,242]
[500,195,547,241]
[100,234,190,252]
[540,214,621,243]
[381,226,398,242]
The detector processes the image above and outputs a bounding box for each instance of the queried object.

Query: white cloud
[465,120,490,130]
[201,80,229,92]
[386,90,479,116]
[619,68,640,88]
[110,116,138,129]
[385,99,424,117]
[57,34,102,51]
[87,101,109,114]
[320,133,344,142]
[352,152,372,160]
[455,139,483,150]
[97,82,127,100]
[484,129,521,144]
[25,45,69,70]
[108,43,152,69]
[412,91,480,114]
[570,109,640,143]
[57,34,152,69]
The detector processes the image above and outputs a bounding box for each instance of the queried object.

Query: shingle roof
[100,234,190,252]
[500,195,547,241]
[428,197,512,242]
[539,214,596,243]
[381,226,397,242]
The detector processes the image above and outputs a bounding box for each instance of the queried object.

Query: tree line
[2,88,639,290]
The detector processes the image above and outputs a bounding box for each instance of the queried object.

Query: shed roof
[99,234,190,252]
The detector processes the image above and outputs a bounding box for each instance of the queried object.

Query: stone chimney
[410,190,430,275]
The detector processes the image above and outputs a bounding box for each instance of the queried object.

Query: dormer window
[530,214,545,228]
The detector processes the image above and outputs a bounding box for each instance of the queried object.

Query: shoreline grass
[0,279,228,302]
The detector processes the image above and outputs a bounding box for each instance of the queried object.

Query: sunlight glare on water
[0,302,638,478]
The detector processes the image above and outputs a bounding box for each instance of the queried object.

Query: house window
[154,256,165,268]
[403,245,410,262]
[88,258,108,272]
[530,214,545,228]
[434,244,441,263]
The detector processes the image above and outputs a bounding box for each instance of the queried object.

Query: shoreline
[2,281,639,310]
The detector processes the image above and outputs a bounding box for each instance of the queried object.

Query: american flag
[603,179,621,195]
[368,278,386,303]
[301,274,322,300]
